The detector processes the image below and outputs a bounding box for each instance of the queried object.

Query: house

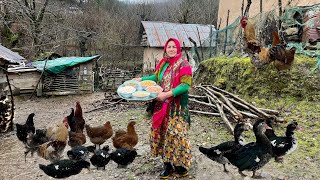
[0,44,24,133]
[141,21,216,71]
[218,0,320,28]
[27,55,100,96]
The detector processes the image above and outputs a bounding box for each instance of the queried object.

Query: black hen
[227,122,273,178]
[110,148,137,168]
[24,129,49,162]
[199,122,251,172]
[90,149,110,170]
[67,146,89,161]
[266,121,300,162]
[16,113,36,144]
[67,108,75,132]
[39,159,90,178]
[87,145,109,153]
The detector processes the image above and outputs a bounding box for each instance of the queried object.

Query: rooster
[269,45,297,71]
[24,129,49,162]
[240,17,296,70]
[37,121,69,162]
[240,17,261,54]
[74,102,85,133]
[16,113,36,144]
[112,121,138,149]
[66,108,86,147]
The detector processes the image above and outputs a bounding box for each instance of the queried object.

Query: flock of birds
[15,102,138,179]
[199,119,301,178]
[14,101,301,179]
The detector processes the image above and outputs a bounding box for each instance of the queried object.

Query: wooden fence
[99,67,141,91]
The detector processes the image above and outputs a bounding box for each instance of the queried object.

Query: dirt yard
[0,92,319,180]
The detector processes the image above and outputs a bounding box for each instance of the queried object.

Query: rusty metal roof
[0,44,25,64]
[141,21,215,47]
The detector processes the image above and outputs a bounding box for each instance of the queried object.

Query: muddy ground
[0,92,319,180]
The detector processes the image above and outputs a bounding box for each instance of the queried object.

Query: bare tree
[11,0,49,55]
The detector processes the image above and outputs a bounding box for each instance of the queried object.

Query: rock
[260,171,272,179]
[277,175,289,180]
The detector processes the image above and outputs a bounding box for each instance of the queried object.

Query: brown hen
[112,121,138,149]
[85,121,113,149]
[68,130,86,147]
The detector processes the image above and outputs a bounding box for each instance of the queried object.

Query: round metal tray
[117,84,156,101]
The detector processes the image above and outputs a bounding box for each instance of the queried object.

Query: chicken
[241,18,296,71]
[67,146,89,161]
[240,17,261,54]
[241,17,270,68]
[62,108,86,147]
[39,159,90,178]
[66,108,75,131]
[68,130,86,147]
[85,121,113,149]
[112,121,138,149]
[90,149,111,170]
[87,145,109,153]
[16,113,35,144]
[110,148,137,168]
[270,46,296,71]
[24,129,49,162]
[37,122,68,162]
[73,102,85,133]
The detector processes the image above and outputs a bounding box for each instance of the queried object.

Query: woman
[134,38,192,179]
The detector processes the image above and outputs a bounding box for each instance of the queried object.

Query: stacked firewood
[189,85,280,133]
[0,97,13,133]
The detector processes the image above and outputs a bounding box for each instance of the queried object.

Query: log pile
[0,97,13,133]
[85,92,145,113]
[189,85,280,133]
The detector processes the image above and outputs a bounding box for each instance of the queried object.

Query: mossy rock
[193,55,320,101]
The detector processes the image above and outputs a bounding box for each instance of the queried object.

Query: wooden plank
[44,91,78,96]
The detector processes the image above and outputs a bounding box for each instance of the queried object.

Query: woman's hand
[156,91,173,102]
[133,77,142,82]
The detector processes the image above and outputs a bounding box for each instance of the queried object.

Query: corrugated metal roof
[141,21,216,47]
[0,44,25,64]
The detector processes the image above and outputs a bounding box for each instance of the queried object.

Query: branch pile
[189,85,280,133]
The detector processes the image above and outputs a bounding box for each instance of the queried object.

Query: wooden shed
[0,44,24,133]
[8,67,41,95]
[30,55,100,96]
[140,21,216,71]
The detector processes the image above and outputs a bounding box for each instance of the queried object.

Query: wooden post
[241,0,245,16]
[5,71,14,131]
[244,0,252,17]
[215,18,222,56]
[240,0,245,53]
[189,37,201,65]
[278,0,282,30]
[259,0,263,43]
[278,0,286,44]
[183,42,190,62]
[209,25,213,58]
[196,27,204,60]
[223,10,230,55]
[260,0,263,19]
